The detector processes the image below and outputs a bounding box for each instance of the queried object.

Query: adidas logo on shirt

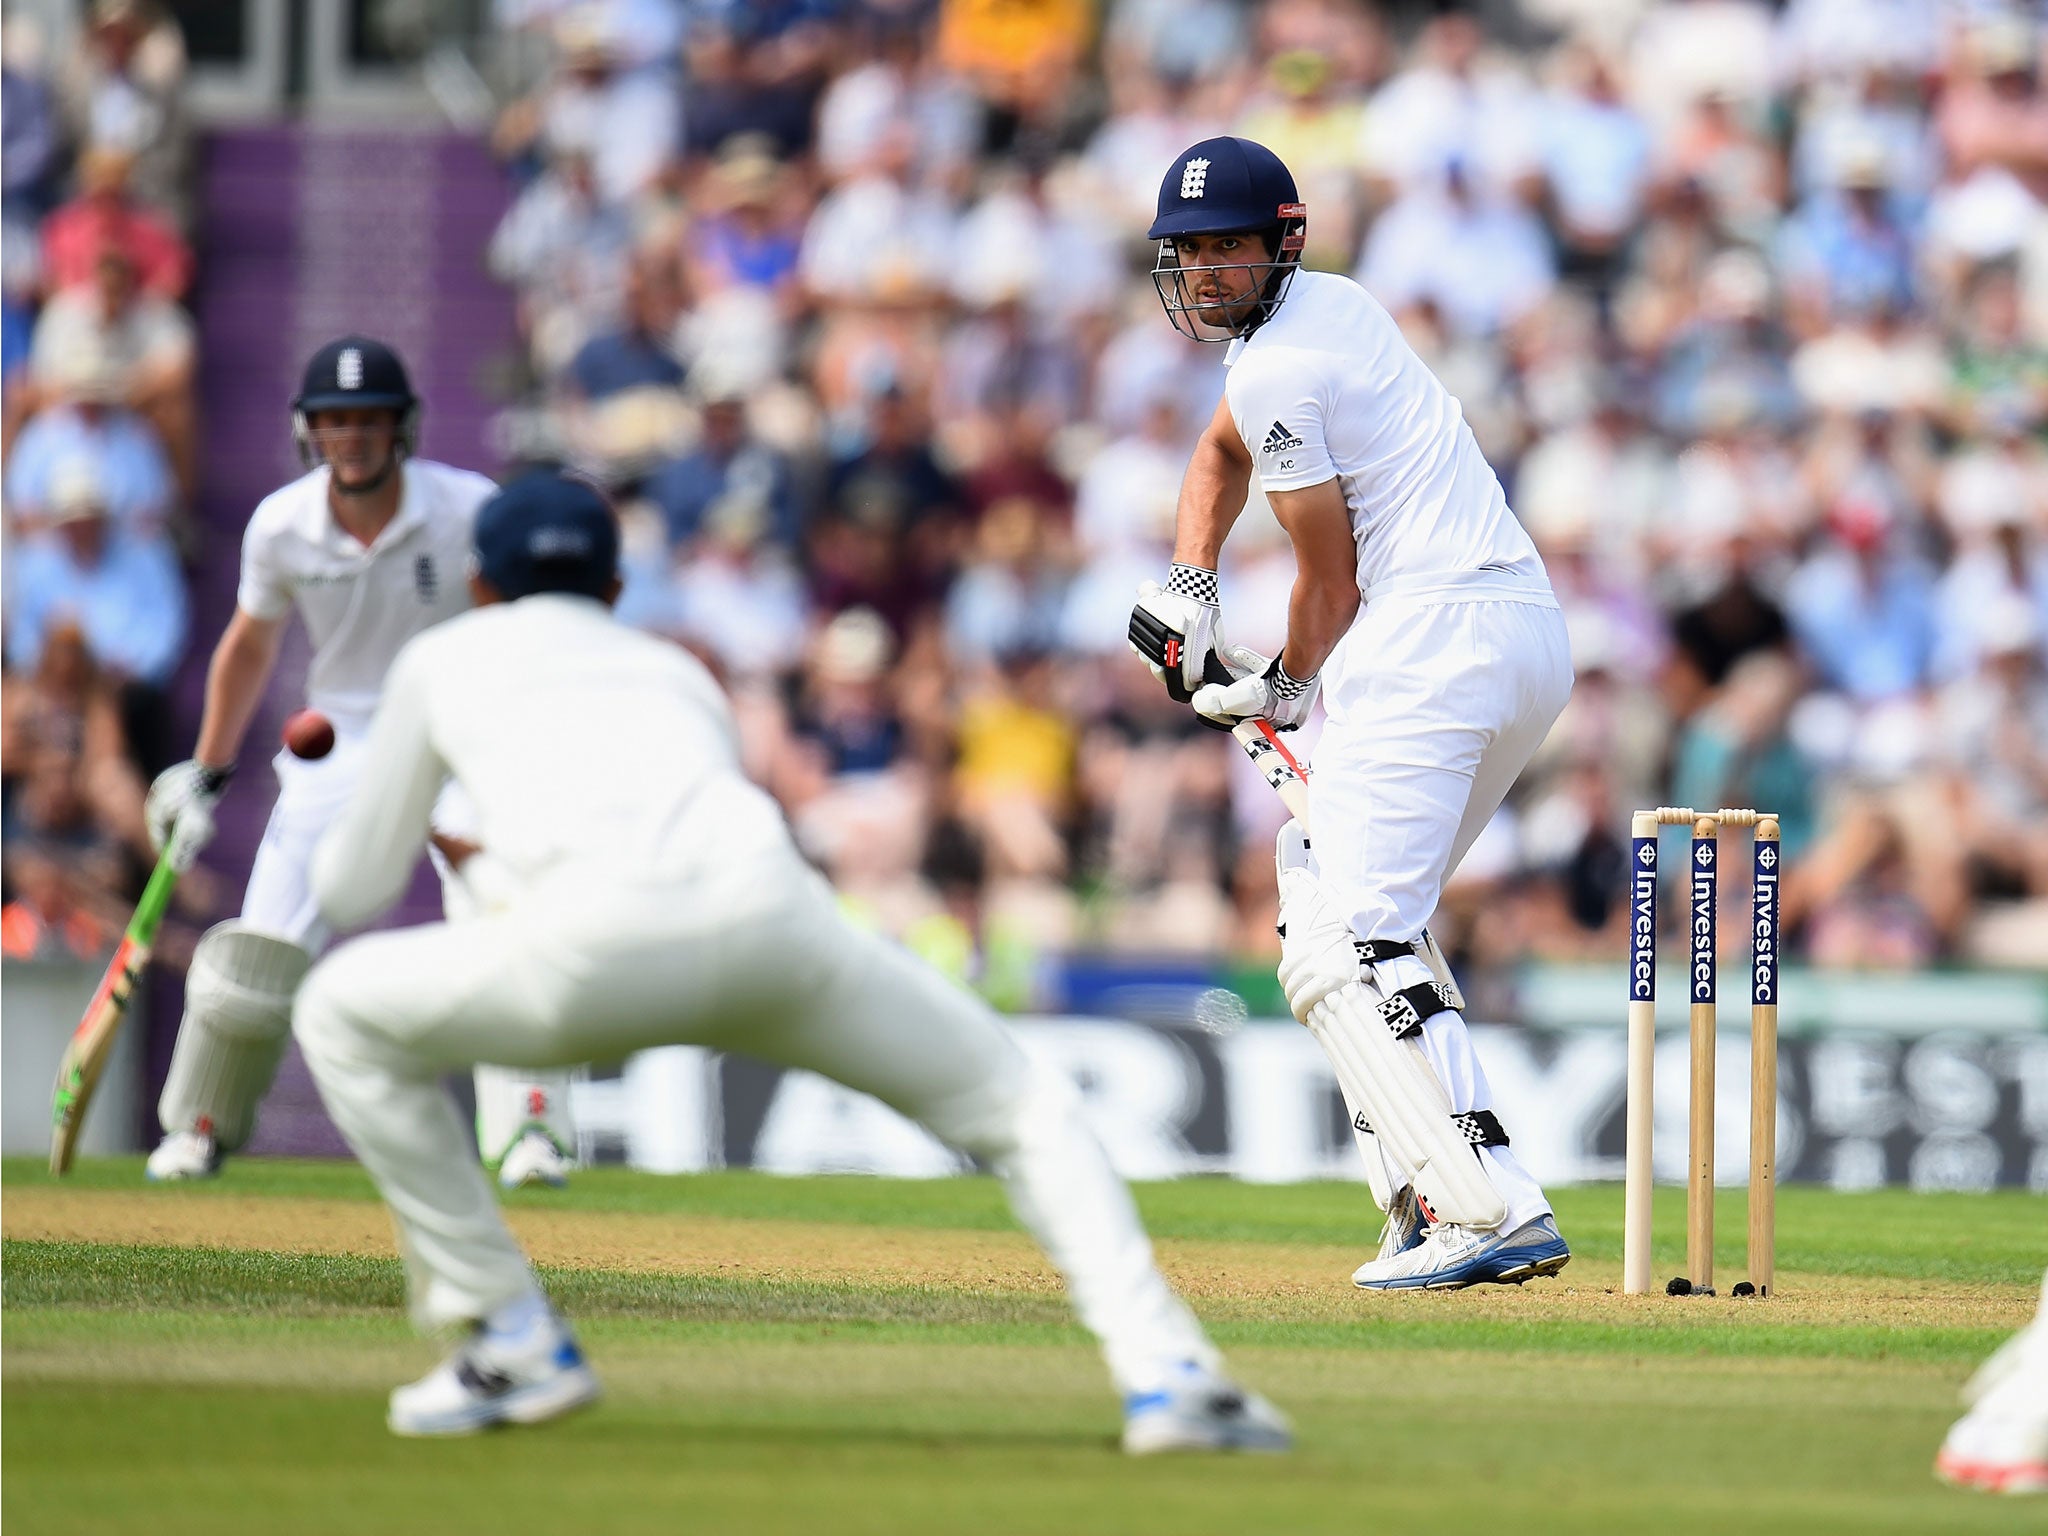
[1262,421,1304,454]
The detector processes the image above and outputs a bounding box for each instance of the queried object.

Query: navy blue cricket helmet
[1148,137,1307,342]
[291,335,421,465]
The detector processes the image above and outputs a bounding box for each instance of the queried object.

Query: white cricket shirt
[1224,271,1555,607]
[236,460,497,730]
[311,595,789,931]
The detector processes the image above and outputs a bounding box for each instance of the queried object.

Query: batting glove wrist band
[197,763,236,795]
[1167,562,1220,606]
[1268,659,1314,699]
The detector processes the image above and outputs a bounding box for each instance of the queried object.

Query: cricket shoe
[1122,1362,1293,1455]
[497,1129,571,1190]
[1935,1323,2048,1494]
[1351,1214,1571,1291]
[1374,1186,1426,1264]
[145,1129,221,1182]
[388,1296,600,1437]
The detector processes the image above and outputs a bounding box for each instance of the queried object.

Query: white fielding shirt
[237,461,497,730]
[1224,271,1554,606]
[311,595,788,932]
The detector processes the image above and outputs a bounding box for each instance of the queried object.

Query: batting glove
[1127,564,1222,703]
[145,759,233,867]
[1191,643,1320,732]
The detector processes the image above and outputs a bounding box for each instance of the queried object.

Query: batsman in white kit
[292,470,1289,1448]
[1128,138,1575,1289]
[142,336,578,1189]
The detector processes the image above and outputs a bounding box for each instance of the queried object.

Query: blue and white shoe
[1122,1362,1293,1455]
[1375,1186,1426,1264]
[388,1297,600,1436]
[1351,1214,1571,1291]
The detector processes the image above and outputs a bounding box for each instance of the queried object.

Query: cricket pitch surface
[5,1158,2041,1535]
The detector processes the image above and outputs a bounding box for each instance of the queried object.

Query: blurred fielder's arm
[1171,393,1255,569]
[430,830,525,915]
[311,648,447,932]
[429,831,481,869]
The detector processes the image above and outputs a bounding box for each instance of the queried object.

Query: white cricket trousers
[242,740,371,952]
[1315,593,1574,1229]
[294,805,1217,1395]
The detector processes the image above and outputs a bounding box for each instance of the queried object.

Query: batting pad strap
[1354,939,1416,964]
[1376,982,1455,1040]
[1454,1109,1509,1148]
[1353,1108,1509,1149]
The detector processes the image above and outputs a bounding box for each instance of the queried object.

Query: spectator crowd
[481,0,2048,992]
[2,1,198,962]
[7,0,2047,998]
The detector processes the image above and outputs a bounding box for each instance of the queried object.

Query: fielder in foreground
[293,471,1290,1452]
[1128,137,1572,1289]
[1937,1266,2048,1494]
[140,336,576,1189]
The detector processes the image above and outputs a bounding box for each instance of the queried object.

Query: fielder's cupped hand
[1127,563,1222,703]
[1192,643,1320,731]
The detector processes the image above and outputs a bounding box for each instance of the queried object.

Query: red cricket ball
[282,709,336,760]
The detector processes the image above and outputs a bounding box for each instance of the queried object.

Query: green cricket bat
[48,849,184,1174]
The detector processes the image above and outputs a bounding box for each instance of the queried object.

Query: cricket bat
[1227,715,1311,825]
[48,849,184,1174]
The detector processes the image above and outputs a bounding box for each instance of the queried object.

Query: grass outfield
[3,1158,2041,1535]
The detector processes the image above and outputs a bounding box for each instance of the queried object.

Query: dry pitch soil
[5,1183,2032,1331]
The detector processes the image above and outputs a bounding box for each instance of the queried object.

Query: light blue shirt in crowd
[1784,546,1936,701]
[6,531,189,684]
[1542,93,1652,238]
[4,405,176,535]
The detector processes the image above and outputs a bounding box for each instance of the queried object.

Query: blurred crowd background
[2,0,194,961]
[5,0,2048,1000]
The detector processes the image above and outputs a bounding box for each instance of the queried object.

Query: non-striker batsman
[1128,137,1575,1289]
[141,336,578,1189]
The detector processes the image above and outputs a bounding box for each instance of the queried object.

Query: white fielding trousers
[293,805,1217,1394]
[227,738,575,1156]
[1315,594,1574,1230]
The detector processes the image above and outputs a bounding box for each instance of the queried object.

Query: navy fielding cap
[1148,136,1302,241]
[473,470,619,600]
